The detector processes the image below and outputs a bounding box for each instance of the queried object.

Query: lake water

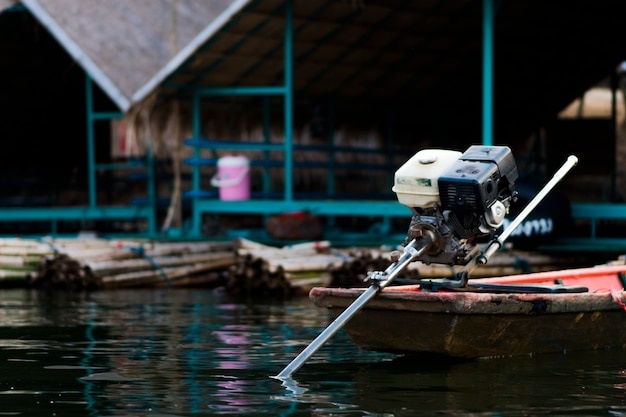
[0,288,625,416]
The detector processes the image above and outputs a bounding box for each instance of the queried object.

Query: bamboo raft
[0,237,605,294]
[0,237,234,290]
[226,239,596,296]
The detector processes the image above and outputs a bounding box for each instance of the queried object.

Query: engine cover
[392,149,462,208]
[394,145,519,266]
[438,145,518,214]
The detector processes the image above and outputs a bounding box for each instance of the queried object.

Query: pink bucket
[210,155,250,201]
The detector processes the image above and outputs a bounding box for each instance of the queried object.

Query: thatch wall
[120,97,423,201]
[118,83,626,213]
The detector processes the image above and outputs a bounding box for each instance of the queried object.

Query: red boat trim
[382,265,626,293]
[612,290,626,310]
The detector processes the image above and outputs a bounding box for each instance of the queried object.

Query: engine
[392,145,518,265]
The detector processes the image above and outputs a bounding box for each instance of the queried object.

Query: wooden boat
[310,264,626,358]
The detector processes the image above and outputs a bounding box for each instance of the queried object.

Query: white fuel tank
[392,149,462,208]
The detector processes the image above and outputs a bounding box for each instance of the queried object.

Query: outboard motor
[277,145,578,380]
[392,145,518,265]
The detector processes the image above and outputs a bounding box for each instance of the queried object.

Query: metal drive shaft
[276,236,432,380]
[464,155,578,276]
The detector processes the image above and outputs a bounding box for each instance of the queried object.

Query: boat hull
[310,265,626,358]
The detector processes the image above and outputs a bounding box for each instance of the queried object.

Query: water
[0,288,625,416]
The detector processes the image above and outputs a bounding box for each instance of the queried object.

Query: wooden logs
[324,245,593,287]
[0,238,56,286]
[225,238,340,297]
[0,236,600,294]
[29,238,234,290]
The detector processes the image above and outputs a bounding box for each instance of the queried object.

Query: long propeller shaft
[276,236,431,380]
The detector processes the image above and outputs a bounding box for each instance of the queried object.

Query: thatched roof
[21,0,248,111]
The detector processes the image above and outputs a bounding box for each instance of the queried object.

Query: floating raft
[226,238,343,296]
[0,237,234,289]
[0,237,606,293]
[322,245,595,289]
[227,239,596,296]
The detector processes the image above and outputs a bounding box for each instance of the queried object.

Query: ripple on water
[0,289,624,416]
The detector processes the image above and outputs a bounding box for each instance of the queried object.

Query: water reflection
[0,288,623,416]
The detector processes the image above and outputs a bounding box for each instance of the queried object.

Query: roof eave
[131,0,254,106]
[21,0,131,111]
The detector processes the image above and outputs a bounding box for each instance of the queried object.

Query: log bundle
[28,238,234,289]
[322,246,419,288]
[0,238,54,285]
[225,239,588,295]
[225,238,344,297]
[324,245,592,288]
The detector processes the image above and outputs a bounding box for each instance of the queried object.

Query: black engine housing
[438,145,518,214]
